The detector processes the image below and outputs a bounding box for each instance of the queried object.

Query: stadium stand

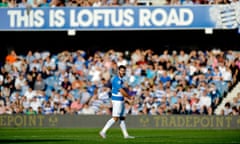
[0,46,239,116]
[214,82,240,115]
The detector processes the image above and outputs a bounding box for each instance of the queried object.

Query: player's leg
[120,117,134,139]
[119,102,135,139]
[99,117,117,138]
[99,101,120,138]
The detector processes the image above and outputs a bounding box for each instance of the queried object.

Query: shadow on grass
[0,139,70,143]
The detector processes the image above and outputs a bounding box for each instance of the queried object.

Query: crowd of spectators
[0,0,239,8]
[0,48,239,116]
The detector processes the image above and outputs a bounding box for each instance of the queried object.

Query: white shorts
[112,100,126,117]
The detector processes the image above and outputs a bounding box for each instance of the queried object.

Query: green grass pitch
[0,128,239,144]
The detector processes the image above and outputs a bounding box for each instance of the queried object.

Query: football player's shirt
[111,76,124,101]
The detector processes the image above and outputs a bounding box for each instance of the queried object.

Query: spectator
[182,0,194,5]
[29,96,42,112]
[61,77,72,91]
[0,0,8,7]
[26,106,37,115]
[70,98,83,114]
[14,73,26,91]
[18,0,30,7]
[42,101,53,115]
[0,103,6,114]
[33,74,46,91]
[223,102,232,115]
[5,50,17,65]
[231,106,239,115]
[79,103,95,115]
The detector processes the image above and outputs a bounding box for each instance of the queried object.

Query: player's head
[118,65,126,78]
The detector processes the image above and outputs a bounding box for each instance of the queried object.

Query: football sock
[120,120,129,137]
[101,118,115,133]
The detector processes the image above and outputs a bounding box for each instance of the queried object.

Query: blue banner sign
[0,5,239,31]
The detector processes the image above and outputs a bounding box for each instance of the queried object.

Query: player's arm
[120,88,134,105]
[119,88,130,99]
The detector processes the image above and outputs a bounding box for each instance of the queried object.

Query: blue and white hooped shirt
[111,75,124,101]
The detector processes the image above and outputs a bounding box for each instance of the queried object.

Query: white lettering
[49,10,65,27]
[93,9,104,27]
[78,9,93,27]
[34,10,44,27]
[166,9,179,26]
[139,9,151,26]
[139,8,194,27]
[49,10,55,27]
[151,9,167,26]
[179,8,193,26]
[124,9,134,26]
[70,10,78,27]
[7,10,44,28]
[7,10,18,27]
[103,10,111,27]
[112,9,122,27]
[69,9,134,28]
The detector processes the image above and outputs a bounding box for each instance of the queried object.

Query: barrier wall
[0,115,239,129]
